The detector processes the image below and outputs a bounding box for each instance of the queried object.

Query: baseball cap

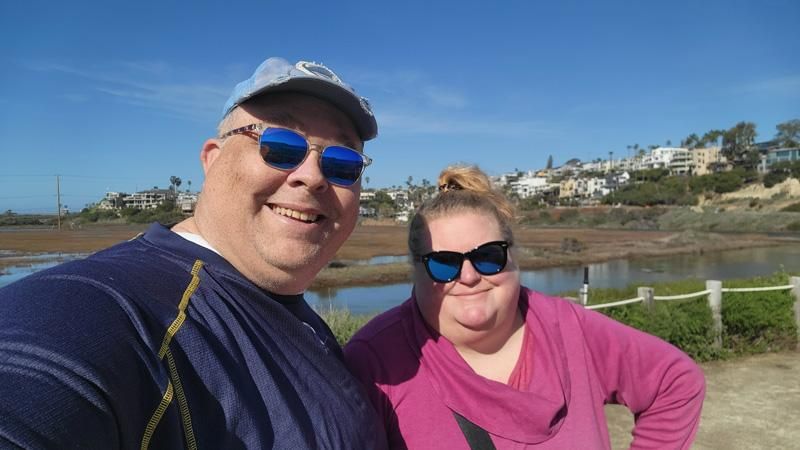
[222,57,378,141]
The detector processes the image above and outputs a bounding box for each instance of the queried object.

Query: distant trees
[721,121,758,170]
[775,119,800,148]
[701,129,724,147]
[763,161,800,188]
[604,176,695,206]
[681,133,701,149]
[364,191,397,218]
[689,170,747,194]
[169,176,182,193]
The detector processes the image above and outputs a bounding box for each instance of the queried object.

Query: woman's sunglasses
[219,125,372,187]
[416,241,511,283]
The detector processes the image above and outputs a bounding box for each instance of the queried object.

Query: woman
[344,165,705,449]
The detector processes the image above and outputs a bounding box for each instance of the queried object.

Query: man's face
[195,93,364,293]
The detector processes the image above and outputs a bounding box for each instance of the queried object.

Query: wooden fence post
[792,276,800,351]
[707,280,723,349]
[638,287,654,312]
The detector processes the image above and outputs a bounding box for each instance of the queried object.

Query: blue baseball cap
[222,57,378,141]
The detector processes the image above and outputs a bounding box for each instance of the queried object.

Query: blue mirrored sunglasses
[416,241,511,283]
[219,125,372,187]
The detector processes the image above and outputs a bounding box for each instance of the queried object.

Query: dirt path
[605,351,800,449]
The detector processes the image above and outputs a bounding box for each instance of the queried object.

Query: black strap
[453,411,496,450]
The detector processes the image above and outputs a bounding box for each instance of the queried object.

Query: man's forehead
[238,95,362,149]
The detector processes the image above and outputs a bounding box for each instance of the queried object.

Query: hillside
[520,178,800,233]
[697,178,800,212]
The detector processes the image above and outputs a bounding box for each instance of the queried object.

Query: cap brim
[243,77,378,141]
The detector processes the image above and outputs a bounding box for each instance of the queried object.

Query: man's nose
[286,146,328,192]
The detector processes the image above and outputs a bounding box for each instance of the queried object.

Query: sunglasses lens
[321,146,365,186]
[426,252,462,282]
[471,243,507,275]
[260,129,308,170]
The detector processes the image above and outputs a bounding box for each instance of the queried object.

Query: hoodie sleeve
[578,305,706,449]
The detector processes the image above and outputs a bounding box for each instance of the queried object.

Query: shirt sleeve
[0,274,158,449]
[579,306,706,450]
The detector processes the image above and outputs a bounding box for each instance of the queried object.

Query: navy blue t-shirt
[0,223,387,449]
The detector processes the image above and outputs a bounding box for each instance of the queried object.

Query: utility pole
[56,174,62,231]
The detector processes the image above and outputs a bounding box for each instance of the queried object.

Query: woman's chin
[454,311,494,332]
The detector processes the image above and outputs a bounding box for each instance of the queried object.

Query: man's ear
[200,139,223,174]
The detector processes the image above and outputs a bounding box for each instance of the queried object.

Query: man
[0,57,387,449]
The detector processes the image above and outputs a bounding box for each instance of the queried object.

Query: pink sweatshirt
[344,287,705,449]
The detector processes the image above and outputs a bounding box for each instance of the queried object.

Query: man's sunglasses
[415,241,511,283]
[219,125,372,187]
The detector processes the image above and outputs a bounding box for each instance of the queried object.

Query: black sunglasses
[415,241,511,283]
[219,125,372,187]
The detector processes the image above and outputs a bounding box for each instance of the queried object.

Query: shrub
[318,308,375,345]
[722,274,798,355]
[584,273,797,361]
[780,202,800,213]
[763,171,787,188]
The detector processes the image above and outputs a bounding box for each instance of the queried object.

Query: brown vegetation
[0,222,788,288]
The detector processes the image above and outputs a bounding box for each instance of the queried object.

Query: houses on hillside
[98,189,199,213]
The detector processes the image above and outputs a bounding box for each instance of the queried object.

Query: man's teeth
[272,206,318,222]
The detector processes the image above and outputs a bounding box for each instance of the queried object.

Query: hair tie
[438,183,462,192]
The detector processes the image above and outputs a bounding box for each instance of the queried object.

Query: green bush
[586,280,722,361]
[763,171,788,188]
[318,308,375,345]
[781,202,800,213]
[581,274,797,361]
[78,208,119,222]
[722,274,797,354]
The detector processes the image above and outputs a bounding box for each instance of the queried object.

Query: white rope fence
[722,285,795,293]
[654,290,712,301]
[586,297,643,310]
[582,276,800,350]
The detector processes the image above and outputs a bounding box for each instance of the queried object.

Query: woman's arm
[579,306,706,449]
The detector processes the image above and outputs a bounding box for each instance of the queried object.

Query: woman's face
[413,211,520,338]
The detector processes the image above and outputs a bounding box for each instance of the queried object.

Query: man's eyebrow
[259,112,303,131]
[260,112,362,150]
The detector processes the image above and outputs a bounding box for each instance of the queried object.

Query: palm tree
[169,176,182,193]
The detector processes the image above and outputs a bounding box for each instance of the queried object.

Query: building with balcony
[123,189,175,210]
[690,147,727,176]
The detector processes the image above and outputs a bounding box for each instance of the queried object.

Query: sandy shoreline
[1,223,794,288]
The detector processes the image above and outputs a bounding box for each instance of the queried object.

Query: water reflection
[338,255,408,266]
[0,253,87,288]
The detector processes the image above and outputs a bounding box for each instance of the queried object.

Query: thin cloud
[737,75,800,97]
[379,110,560,137]
[352,68,468,109]
[25,60,230,121]
[421,86,468,108]
[350,67,561,137]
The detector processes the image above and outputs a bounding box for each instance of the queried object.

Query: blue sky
[1,0,798,213]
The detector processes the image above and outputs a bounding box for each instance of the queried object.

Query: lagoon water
[1,246,797,314]
[308,245,799,314]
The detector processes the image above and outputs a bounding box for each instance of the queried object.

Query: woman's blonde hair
[408,164,516,256]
